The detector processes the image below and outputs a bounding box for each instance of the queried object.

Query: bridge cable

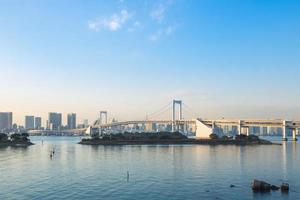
[182,103,200,119]
[147,106,173,120]
[146,101,172,119]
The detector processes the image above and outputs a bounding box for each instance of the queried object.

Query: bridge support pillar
[212,121,215,134]
[183,123,187,134]
[292,128,298,141]
[238,120,242,135]
[246,127,249,136]
[282,120,288,141]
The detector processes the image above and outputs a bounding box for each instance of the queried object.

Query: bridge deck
[92,119,300,129]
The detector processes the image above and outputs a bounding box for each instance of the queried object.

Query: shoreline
[0,141,34,147]
[1,132,278,146]
[79,134,278,146]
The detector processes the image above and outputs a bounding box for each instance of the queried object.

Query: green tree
[21,132,29,141]
[10,133,21,142]
[0,133,8,142]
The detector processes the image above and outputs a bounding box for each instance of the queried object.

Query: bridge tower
[98,111,108,136]
[100,111,108,125]
[172,100,182,132]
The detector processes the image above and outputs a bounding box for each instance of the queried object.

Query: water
[0,136,300,200]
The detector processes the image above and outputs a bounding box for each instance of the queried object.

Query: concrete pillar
[172,101,175,132]
[179,102,183,120]
[246,127,249,136]
[292,128,298,141]
[183,123,186,134]
[98,111,102,137]
[282,120,287,141]
[267,126,270,135]
[212,121,215,134]
[238,120,242,135]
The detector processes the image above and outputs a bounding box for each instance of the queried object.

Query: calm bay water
[0,136,300,200]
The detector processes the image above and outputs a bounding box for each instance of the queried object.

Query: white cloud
[88,1,179,41]
[151,4,166,23]
[127,21,141,32]
[151,0,174,23]
[149,25,177,41]
[88,9,132,32]
[165,25,175,35]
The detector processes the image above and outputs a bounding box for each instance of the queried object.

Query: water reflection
[1,136,300,199]
[282,142,287,179]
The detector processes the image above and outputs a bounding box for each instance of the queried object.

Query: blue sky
[0,0,299,125]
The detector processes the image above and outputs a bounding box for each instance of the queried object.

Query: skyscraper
[67,113,76,129]
[48,112,62,130]
[35,117,42,129]
[25,116,34,130]
[0,112,13,131]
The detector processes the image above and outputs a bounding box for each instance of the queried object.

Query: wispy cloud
[149,25,177,41]
[151,4,166,23]
[127,21,142,32]
[150,0,174,23]
[88,1,179,42]
[88,9,132,32]
[149,0,177,41]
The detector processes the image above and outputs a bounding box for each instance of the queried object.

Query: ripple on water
[0,136,300,200]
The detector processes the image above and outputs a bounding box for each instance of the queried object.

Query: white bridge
[87,100,300,141]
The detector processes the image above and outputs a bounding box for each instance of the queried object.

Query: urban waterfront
[1,0,299,199]
[0,136,299,200]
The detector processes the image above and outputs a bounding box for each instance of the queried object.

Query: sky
[0,0,299,126]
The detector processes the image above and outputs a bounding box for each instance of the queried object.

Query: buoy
[127,171,129,181]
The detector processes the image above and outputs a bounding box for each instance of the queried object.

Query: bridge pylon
[172,100,183,132]
[98,111,108,136]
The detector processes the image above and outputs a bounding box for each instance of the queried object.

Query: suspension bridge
[86,100,300,141]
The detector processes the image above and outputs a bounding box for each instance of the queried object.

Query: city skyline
[0,0,300,125]
[0,111,88,129]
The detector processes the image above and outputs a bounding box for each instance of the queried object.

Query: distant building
[67,113,76,129]
[12,123,18,130]
[77,124,85,129]
[0,112,13,131]
[25,116,35,130]
[48,112,62,130]
[83,119,89,128]
[166,124,172,132]
[35,117,42,129]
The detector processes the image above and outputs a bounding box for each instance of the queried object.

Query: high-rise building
[0,112,13,131]
[48,112,62,130]
[67,113,76,129]
[35,117,42,129]
[25,116,34,130]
